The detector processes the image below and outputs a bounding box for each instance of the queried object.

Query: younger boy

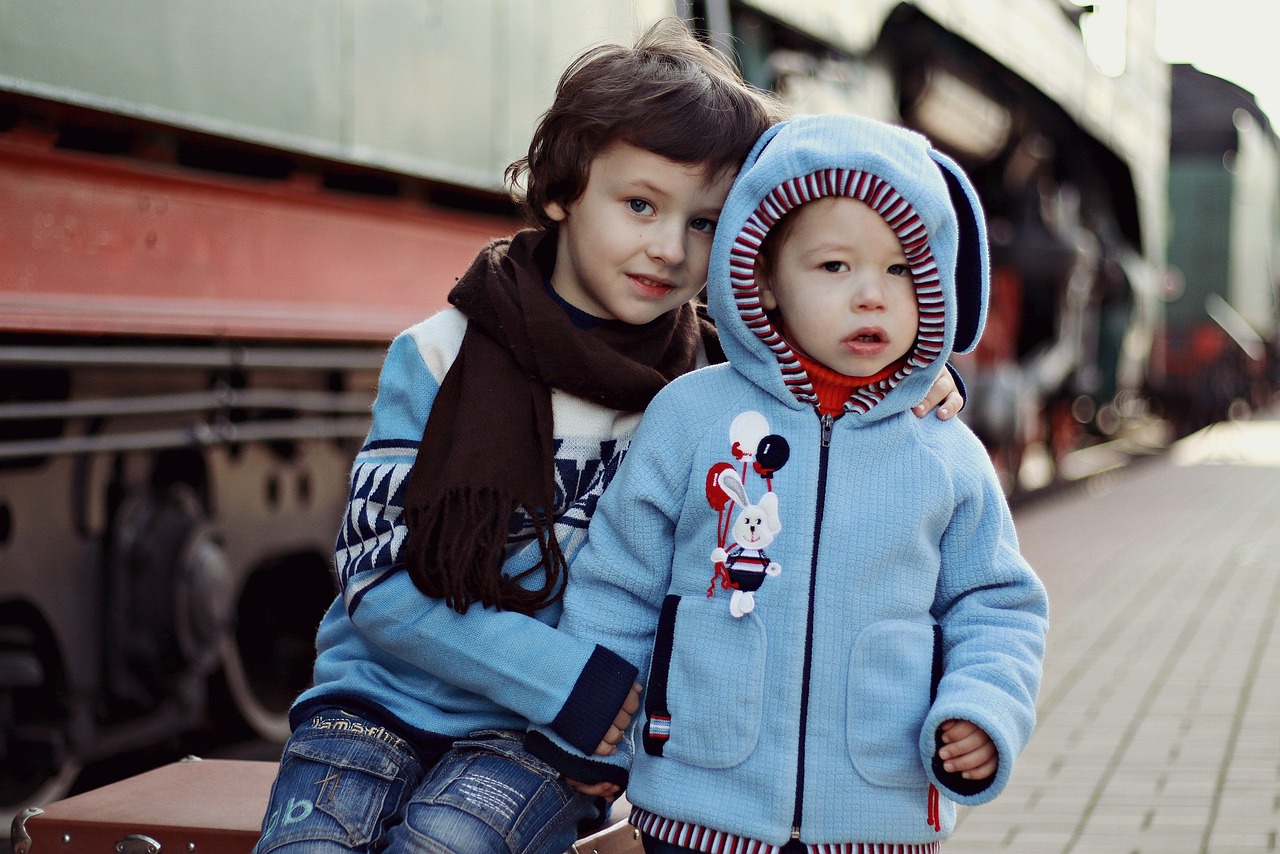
[253,22,961,854]
[528,114,1048,853]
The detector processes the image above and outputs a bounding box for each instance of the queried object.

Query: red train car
[0,96,520,811]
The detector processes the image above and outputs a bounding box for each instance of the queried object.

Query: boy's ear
[544,201,568,223]
[754,260,779,311]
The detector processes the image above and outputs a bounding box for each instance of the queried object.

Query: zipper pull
[819,413,834,448]
[790,826,801,841]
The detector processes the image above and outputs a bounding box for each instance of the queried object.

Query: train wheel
[105,484,234,711]
[220,555,335,744]
[0,607,80,814]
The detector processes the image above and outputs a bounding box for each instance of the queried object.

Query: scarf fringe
[404,487,566,615]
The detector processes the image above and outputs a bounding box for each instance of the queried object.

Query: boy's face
[545,141,735,325]
[756,197,919,377]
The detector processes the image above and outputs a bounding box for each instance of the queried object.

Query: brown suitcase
[570,795,642,854]
[570,820,643,854]
[11,756,277,854]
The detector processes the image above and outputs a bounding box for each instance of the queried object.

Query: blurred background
[1,0,1277,831]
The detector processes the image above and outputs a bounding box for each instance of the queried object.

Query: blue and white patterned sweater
[293,306,645,749]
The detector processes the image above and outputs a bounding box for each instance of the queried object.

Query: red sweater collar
[792,349,903,416]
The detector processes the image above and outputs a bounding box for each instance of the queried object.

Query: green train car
[1157,64,1279,435]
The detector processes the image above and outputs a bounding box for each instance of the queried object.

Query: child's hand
[564,778,621,800]
[937,719,998,780]
[594,682,642,756]
[913,370,963,420]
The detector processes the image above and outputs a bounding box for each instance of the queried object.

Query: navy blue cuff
[525,731,630,788]
[945,362,967,409]
[551,645,638,755]
[932,732,994,797]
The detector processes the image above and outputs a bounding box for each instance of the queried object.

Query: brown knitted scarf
[402,229,715,614]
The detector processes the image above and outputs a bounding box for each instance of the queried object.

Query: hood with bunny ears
[708,113,989,419]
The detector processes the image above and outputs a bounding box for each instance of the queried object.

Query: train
[727,0,1173,494]
[0,0,1258,815]
[1153,63,1279,435]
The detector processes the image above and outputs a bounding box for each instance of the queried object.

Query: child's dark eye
[628,199,653,215]
[822,261,848,273]
[888,263,911,276]
[690,217,716,234]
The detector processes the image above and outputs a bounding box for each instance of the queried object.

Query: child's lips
[843,328,888,356]
[628,274,678,297]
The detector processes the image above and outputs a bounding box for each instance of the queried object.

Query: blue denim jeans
[254,711,599,854]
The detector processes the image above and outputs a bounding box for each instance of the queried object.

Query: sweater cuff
[551,644,638,755]
[525,731,630,788]
[932,730,995,798]
[945,362,967,408]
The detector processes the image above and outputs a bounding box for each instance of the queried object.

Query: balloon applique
[729,411,769,463]
[753,434,790,481]
[705,462,737,511]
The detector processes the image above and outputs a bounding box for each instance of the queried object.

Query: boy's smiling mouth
[628,274,680,298]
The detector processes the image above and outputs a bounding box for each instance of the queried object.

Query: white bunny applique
[710,469,782,618]
[705,411,789,618]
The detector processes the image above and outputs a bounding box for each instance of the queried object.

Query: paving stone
[945,418,1280,853]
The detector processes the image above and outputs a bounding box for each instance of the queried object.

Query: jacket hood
[708,114,989,420]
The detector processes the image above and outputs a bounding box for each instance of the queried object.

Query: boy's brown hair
[506,17,785,229]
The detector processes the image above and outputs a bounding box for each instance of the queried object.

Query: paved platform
[946,417,1280,853]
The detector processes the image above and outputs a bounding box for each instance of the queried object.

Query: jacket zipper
[792,411,835,838]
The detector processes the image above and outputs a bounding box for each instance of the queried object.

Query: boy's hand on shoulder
[913,369,963,420]
[937,719,998,780]
[594,682,642,756]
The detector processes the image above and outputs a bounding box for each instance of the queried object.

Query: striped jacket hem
[629,806,942,854]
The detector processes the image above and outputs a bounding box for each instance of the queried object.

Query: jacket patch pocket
[648,594,766,769]
[846,620,935,787]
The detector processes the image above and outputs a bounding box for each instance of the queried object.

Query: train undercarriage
[0,341,379,809]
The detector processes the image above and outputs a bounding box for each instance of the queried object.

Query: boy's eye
[888,263,911,277]
[627,199,653,215]
[822,261,848,273]
[690,217,716,234]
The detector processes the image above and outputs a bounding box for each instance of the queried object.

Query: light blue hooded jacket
[527,115,1048,850]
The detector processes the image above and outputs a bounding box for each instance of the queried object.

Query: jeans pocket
[405,747,595,854]
[257,714,417,851]
[453,729,570,781]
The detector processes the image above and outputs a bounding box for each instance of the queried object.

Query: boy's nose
[851,276,887,310]
[647,223,686,266]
